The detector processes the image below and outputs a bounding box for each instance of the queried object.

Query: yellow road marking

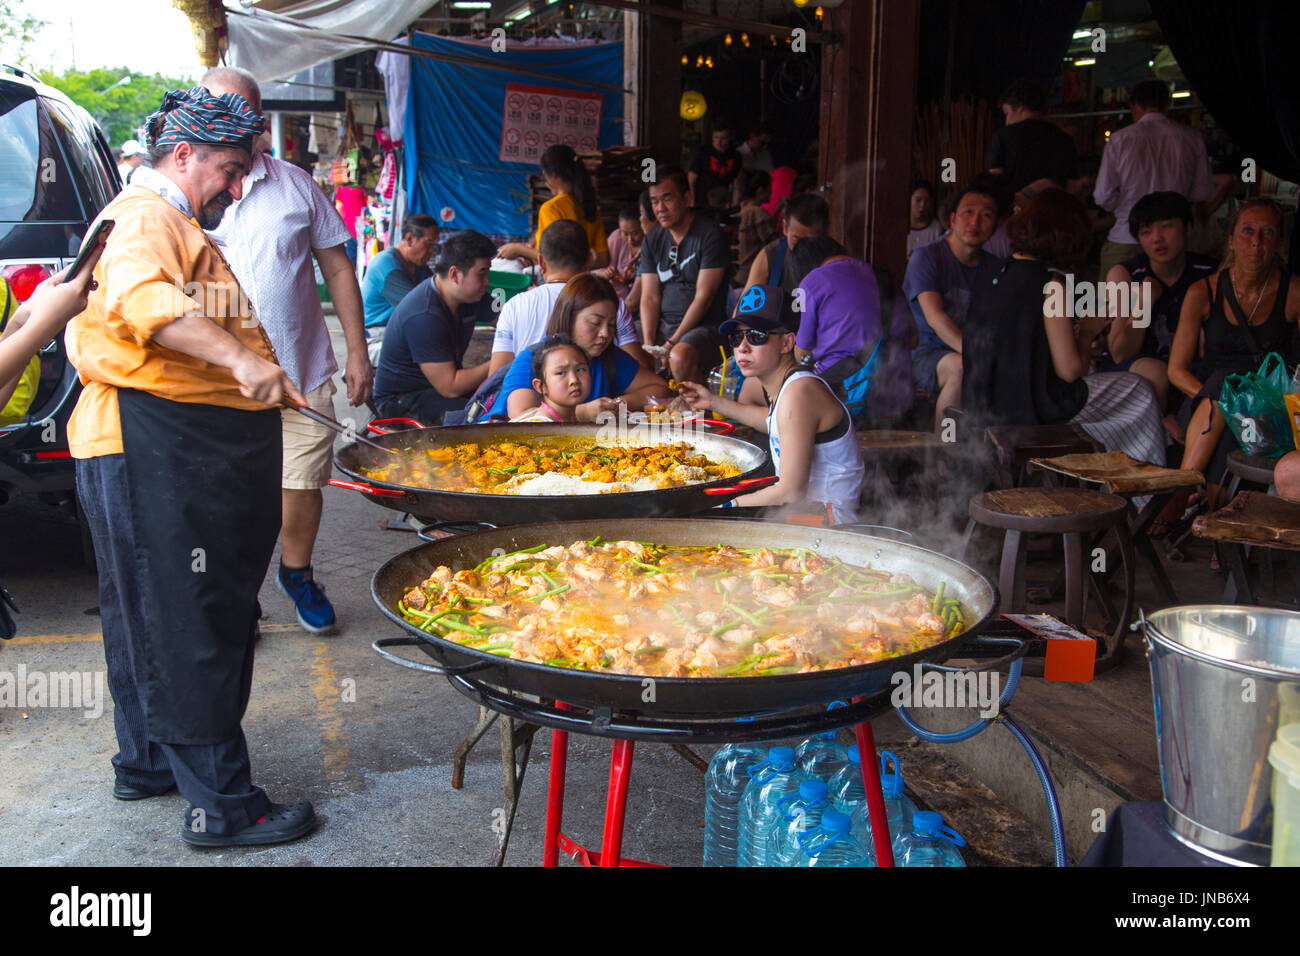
[6,633,104,645]
[309,639,359,788]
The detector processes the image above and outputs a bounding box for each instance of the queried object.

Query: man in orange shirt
[68,86,315,848]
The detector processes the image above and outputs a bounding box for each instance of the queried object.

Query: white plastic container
[1270,724,1300,868]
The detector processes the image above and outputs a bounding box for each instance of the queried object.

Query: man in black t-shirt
[988,78,1077,193]
[688,121,743,211]
[1101,191,1217,411]
[639,166,729,384]
[373,230,496,422]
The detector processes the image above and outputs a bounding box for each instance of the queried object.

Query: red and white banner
[500,83,602,164]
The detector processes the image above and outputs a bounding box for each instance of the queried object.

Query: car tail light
[3,264,52,302]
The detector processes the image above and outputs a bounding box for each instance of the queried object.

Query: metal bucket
[1142,605,1300,866]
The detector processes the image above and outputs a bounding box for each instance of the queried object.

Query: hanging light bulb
[815,5,824,18]
[706,55,714,69]
[724,33,732,46]
[681,54,689,66]
[696,55,704,68]
[770,34,777,45]
[741,32,750,47]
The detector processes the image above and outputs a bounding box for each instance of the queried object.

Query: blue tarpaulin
[403,34,624,237]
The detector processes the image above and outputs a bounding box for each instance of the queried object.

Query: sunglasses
[727,328,772,348]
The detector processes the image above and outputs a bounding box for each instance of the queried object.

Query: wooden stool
[1224,449,1279,499]
[985,424,1104,487]
[1192,491,1300,607]
[965,488,1135,668]
[1029,451,1205,606]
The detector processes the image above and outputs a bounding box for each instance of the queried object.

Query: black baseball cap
[720,284,799,336]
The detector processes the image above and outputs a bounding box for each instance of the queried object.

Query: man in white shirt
[488,218,649,375]
[1094,80,1213,283]
[117,139,146,184]
[202,67,373,636]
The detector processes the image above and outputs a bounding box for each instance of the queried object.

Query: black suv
[0,64,119,508]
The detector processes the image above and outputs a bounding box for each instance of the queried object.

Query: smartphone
[66,219,114,282]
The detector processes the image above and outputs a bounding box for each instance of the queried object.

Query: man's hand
[496,242,529,261]
[343,348,373,406]
[232,353,306,407]
[575,396,624,422]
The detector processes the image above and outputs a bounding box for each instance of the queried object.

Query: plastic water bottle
[703,743,768,866]
[893,811,967,867]
[795,732,850,783]
[737,746,808,867]
[880,750,918,839]
[848,750,917,850]
[793,810,874,867]
[828,745,867,814]
[768,779,832,866]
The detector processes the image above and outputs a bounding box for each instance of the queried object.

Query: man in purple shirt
[789,237,917,425]
[1094,80,1213,282]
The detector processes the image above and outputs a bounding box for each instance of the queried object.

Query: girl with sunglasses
[678,284,865,524]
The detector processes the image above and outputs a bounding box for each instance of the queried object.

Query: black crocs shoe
[113,779,176,801]
[181,801,316,848]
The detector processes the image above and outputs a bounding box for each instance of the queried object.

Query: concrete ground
[0,311,1244,867]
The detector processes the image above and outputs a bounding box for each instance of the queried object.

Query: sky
[8,0,203,79]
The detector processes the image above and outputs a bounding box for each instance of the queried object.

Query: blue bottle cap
[768,746,796,769]
[799,779,828,802]
[912,811,943,835]
[848,745,860,765]
[880,772,903,799]
[821,810,851,834]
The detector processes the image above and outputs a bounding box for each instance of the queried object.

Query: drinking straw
[719,345,728,397]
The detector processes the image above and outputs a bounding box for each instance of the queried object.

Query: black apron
[117,388,281,745]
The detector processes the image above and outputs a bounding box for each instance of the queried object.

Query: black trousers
[77,453,272,835]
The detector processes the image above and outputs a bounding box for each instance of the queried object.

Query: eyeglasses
[727,328,771,348]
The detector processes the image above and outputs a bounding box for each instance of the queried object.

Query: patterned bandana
[146,86,266,154]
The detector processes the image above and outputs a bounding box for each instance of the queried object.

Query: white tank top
[766,369,865,525]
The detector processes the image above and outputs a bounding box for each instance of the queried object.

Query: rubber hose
[1001,712,1068,867]
[894,657,1024,744]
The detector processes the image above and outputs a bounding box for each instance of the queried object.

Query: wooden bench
[985,424,1104,488]
[1029,451,1205,606]
[1192,491,1300,607]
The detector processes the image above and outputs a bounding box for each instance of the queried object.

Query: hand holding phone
[66,219,114,284]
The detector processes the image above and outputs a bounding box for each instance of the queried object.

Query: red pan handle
[328,478,411,499]
[367,417,425,435]
[693,418,735,435]
[705,475,777,495]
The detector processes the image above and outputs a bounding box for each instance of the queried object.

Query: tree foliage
[0,0,46,67]
[36,67,188,147]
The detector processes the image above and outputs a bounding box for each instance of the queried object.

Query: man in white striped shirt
[203,67,373,636]
[1094,80,1213,283]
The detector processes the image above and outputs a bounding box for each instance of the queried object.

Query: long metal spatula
[284,402,401,457]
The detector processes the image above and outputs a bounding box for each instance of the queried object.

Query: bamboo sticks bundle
[912,96,995,199]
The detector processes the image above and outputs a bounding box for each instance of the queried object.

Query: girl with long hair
[498,145,611,269]
[488,274,669,419]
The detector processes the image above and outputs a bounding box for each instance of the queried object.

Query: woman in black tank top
[1166,199,1300,509]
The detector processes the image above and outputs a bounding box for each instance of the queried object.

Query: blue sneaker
[277,566,336,634]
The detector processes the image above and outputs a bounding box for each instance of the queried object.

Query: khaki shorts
[281,379,338,490]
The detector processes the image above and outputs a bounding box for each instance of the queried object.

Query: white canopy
[224,0,432,84]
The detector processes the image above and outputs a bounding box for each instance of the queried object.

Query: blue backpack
[837,267,913,425]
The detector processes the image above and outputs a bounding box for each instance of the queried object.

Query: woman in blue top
[491,274,671,420]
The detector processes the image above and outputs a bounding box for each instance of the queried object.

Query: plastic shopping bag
[1218,352,1297,458]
